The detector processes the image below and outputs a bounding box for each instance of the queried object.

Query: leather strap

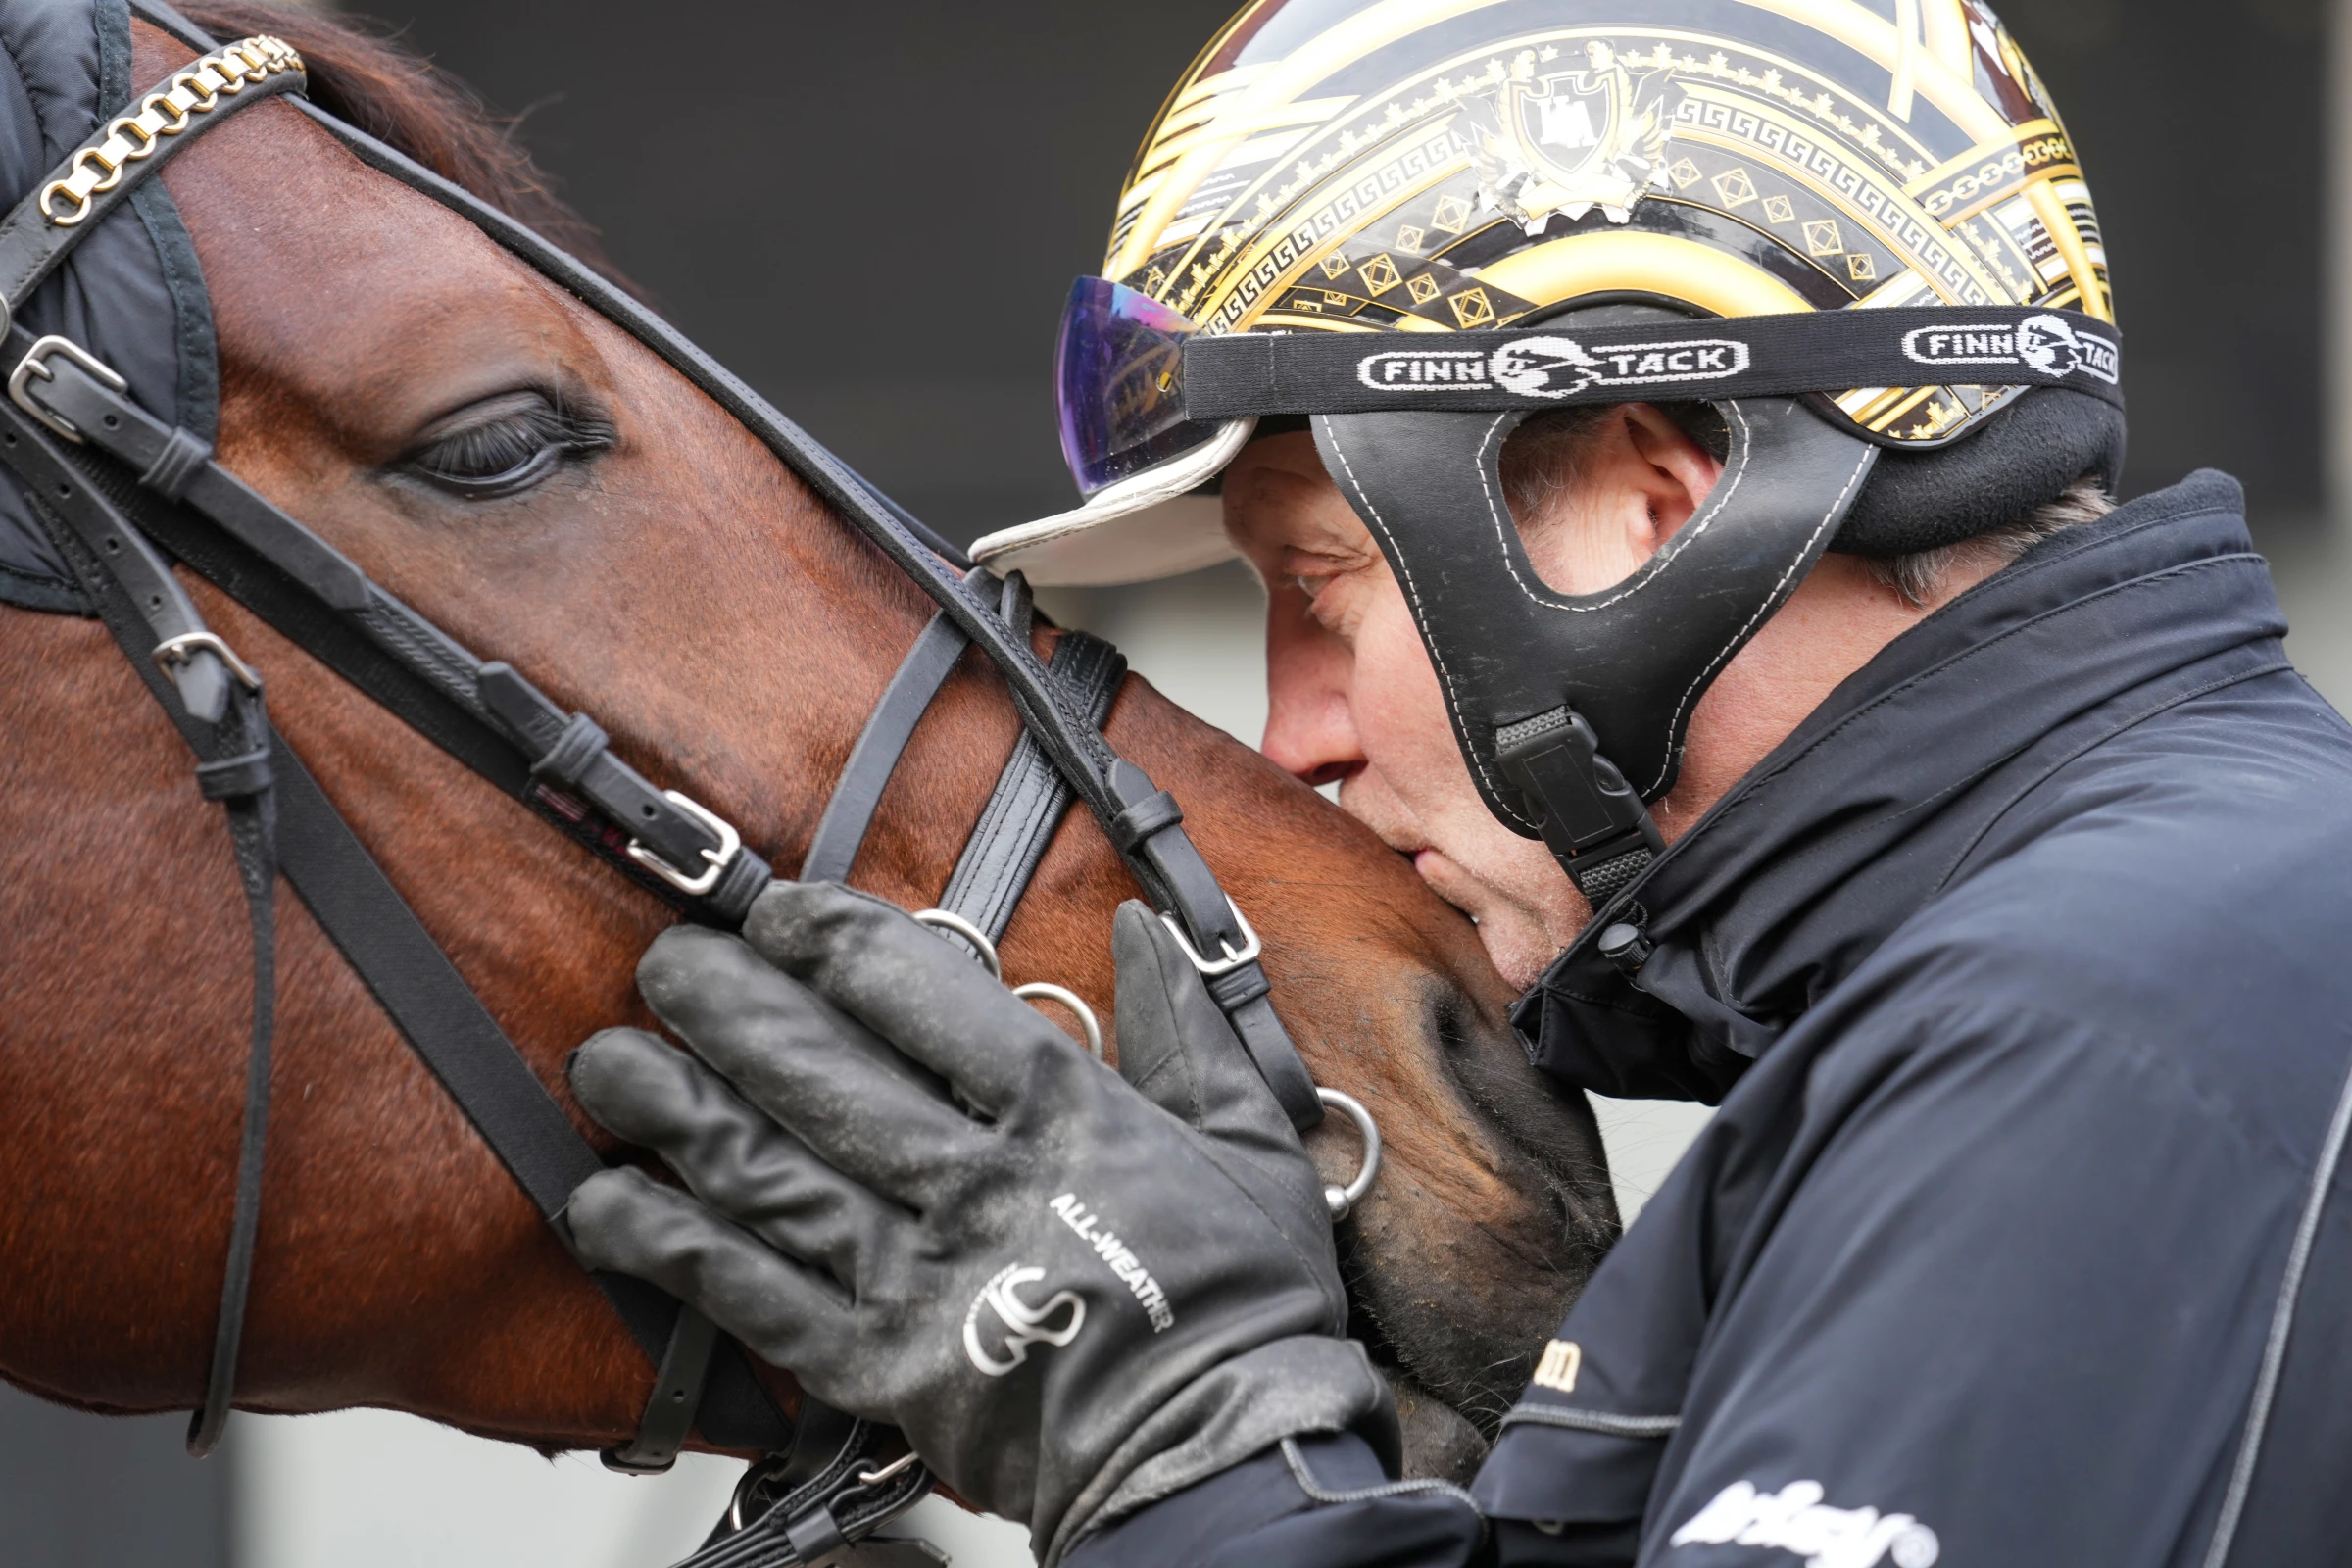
[601,1298,719,1474]
[1,395,278,1459]
[938,629,1125,940]
[683,1414,932,1568]
[801,608,969,884]
[270,732,791,1449]
[12,329,765,923]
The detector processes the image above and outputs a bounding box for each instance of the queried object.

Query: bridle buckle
[623,789,741,897]
[9,332,126,442]
[1158,896,1262,976]
[153,630,261,691]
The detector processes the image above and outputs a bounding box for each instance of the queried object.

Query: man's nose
[1259,600,1364,788]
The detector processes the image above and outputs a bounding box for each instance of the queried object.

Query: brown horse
[0,5,1615,1485]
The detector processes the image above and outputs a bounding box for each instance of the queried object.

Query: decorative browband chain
[1181,305,2125,423]
[42,35,302,224]
[0,35,305,334]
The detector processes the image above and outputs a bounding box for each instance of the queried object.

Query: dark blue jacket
[1070,473,2352,1568]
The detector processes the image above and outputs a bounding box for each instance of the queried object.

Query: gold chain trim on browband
[40,35,302,226]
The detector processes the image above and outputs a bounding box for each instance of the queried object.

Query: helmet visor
[1054,276,1227,497]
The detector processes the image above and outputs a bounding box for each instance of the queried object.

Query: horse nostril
[1428,988,1472,1052]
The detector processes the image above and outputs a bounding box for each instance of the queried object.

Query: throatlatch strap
[4,405,277,1459]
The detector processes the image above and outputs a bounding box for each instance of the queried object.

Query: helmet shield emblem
[1470,42,1677,229]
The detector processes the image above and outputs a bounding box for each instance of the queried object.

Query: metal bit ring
[912,909,1104,1059]
[1315,1089,1383,1222]
[1010,981,1103,1059]
[910,906,1001,976]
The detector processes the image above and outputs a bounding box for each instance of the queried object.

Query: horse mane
[174,0,628,285]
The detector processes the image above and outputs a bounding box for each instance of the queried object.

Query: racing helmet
[972,0,2124,904]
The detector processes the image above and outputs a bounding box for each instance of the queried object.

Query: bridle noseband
[11,12,1375,1564]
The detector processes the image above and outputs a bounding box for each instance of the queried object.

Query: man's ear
[1621,404,1727,547]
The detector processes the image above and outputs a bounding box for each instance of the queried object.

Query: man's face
[1224,431,1584,987]
[1224,415,1934,988]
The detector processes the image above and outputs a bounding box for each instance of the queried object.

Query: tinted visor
[1054,276,1229,497]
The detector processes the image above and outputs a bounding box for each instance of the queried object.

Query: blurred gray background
[8,1,2350,1563]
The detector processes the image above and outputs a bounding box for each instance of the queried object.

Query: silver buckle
[9,334,127,443]
[152,630,261,691]
[1158,896,1263,977]
[623,790,741,897]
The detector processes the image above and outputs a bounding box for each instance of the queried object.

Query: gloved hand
[564,881,1396,1564]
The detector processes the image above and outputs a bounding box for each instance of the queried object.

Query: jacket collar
[1514,470,2290,1100]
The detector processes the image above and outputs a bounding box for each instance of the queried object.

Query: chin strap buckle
[1495,706,1664,905]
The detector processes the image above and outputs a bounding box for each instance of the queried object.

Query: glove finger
[741,880,1071,1115]
[1110,901,1298,1151]
[566,1166,850,1375]
[629,929,990,1206]
[570,1028,913,1289]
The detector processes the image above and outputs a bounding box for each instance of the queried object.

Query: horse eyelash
[411,396,616,497]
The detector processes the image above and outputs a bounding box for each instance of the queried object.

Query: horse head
[0,3,1617,1485]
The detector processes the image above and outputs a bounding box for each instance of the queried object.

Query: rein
[9,12,1363,1563]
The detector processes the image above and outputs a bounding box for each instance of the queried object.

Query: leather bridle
[12,14,1365,1565]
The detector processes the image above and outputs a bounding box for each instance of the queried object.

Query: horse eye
[407,391,614,500]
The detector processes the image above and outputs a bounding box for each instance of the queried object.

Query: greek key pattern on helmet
[1189,127,1463,333]
[1671,89,2005,307]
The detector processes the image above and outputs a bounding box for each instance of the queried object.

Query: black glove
[564,882,1396,1564]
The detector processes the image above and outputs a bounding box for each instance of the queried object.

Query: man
[561,3,2352,1565]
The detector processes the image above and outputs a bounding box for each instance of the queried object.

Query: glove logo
[961,1263,1086,1377]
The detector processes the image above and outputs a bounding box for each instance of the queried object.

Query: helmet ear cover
[1311,396,1879,899]
[1833,388,2128,558]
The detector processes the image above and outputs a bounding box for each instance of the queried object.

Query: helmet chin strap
[1311,396,1879,906]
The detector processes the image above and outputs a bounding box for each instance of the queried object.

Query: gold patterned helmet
[973,0,2120,587]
